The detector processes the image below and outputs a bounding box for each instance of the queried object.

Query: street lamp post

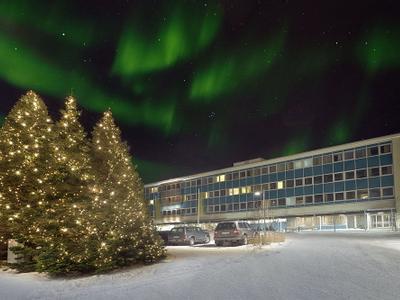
[254,191,267,237]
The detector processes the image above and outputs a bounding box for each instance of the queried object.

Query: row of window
[201,167,392,198]
[162,207,197,216]
[205,187,394,213]
[146,143,392,194]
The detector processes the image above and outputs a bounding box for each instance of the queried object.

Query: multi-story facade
[145,133,400,231]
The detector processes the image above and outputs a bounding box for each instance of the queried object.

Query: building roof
[144,132,400,187]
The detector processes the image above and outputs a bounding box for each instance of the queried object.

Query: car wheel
[189,237,195,246]
[242,235,248,245]
[204,235,210,244]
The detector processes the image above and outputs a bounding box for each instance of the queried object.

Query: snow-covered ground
[1,232,400,300]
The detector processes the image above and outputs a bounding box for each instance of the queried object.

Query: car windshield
[171,228,185,233]
[216,223,235,230]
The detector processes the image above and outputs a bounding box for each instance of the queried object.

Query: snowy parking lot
[1,232,400,300]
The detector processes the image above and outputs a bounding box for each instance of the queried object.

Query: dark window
[240,171,246,178]
[295,197,304,205]
[345,171,355,180]
[323,154,332,164]
[167,210,171,215]
[226,174,232,181]
[261,167,268,174]
[344,151,354,160]
[227,204,233,211]
[254,168,261,176]
[305,195,313,204]
[220,190,226,196]
[335,192,344,201]
[368,167,380,177]
[233,172,239,180]
[262,183,269,190]
[333,153,343,162]
[324,174,333,183]
[278,198,286,206]
[305,177,313,185]
[295,179,303,186]
[369,189,380,198]
[186,208,191,214]
[313,156,322,166]
[277,163,285,172]
[207,177,213,184]
[246,170,253,177]
[247,202,254,209]
[356,169,367,179]
[270,182,277,189]
[162,211,167,215]
[286,162,294,171]
[334,173,343,181]
[233,203,239,211]
[368,146,379,157]
[286,179,294,188]
[314,195,323,203]
[216,222,235,230]
[197,179,202,185]
[380,144,391,154]
[214,205,220,212]
[191,207,197,214]
[382,187,393,196]
[325,193,334,202]
[314,176,323,184]
[269,165,277,173]
[240,203,246,210]
[214,190,220,197]
[355,148,366,158]
[346,191,355,200]
[381,166,392,175]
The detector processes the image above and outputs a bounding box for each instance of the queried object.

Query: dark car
[168,226,210,246]
[250,223,275,235]
[214,221,253,246]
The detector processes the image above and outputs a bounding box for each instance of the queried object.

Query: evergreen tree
[0,120,8,258]
[91,110,165,271]
[36,97,96,275]
[0,91,56,268]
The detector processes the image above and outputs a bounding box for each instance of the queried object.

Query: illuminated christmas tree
[91,110,165,271]
[0,91,56,267]
[0,120,8,257]
[36,97,96,275]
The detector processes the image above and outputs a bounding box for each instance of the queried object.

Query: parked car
[214,221,253,246]
[250,223,275,236]
[168,226,210,246]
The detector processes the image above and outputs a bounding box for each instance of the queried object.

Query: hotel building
[145,134,400,231]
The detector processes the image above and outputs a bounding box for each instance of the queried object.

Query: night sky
[0,0,399,183]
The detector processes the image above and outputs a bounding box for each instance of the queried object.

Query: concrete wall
[392,136,400,229]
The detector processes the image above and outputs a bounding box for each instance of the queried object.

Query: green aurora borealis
[0,0,399,183]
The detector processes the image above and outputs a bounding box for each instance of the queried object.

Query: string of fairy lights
[0,91,165,273]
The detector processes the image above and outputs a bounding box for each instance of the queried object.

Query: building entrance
[370,213,391,229]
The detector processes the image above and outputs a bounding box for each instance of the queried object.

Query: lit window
[233,188,239,195]
[357,189,368,199]
[277,181,284,189]
[216,174,226,182]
